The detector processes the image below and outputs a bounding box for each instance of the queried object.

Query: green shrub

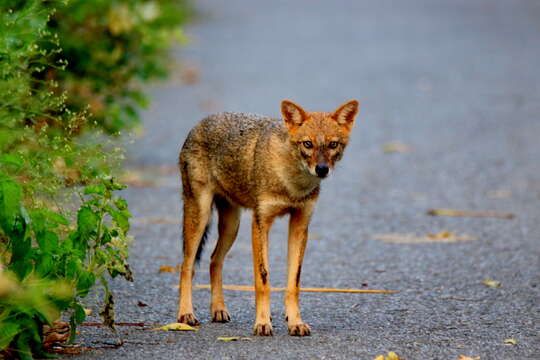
[0,173,132,359]
[0,0,190,354]
[50,0,191,134]
[0,0,190,357]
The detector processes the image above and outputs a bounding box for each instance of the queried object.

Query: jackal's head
[281,100,359,179]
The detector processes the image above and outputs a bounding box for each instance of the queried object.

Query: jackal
[177,100,359,336]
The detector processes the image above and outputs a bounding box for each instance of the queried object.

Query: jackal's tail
[194,223,210,264]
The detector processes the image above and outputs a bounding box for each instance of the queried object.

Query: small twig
[441,296,484,302]
[80,322,146,327]
[426,209,515,219]
[195,284,396,294]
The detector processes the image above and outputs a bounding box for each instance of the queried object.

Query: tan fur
[177,100,359,336]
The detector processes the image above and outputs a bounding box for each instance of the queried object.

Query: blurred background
[1,0,539,358]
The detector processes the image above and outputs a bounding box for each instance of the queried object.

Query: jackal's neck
[272,134,321,200]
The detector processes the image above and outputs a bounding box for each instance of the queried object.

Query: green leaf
[0,154,24,168]
[36,253,54,276]
[77,206,99,237]
[0,172,23,235]
[73,303,87,324]
[114,197,128,211]
[0,321,20,350]
[84,184,107,195]
[41,209,69,226]
[76,271,96,297]
[108,208,130,233]
[35,230,59,253]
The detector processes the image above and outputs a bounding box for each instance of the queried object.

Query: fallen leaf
[503,338,517,345]
[42,321,71,348]
[194,284,396,294]
[159,265,177,273]
[382,141,412,153]
[217,336,252,342]
[373,352,402,360]
[84,308,92,316]
[373,232,477,244]
[119,171,158,188]
[483,279,501,288]
[199,99,222,112]
[426,230,453,239]
[487,190,512,199]
[134,217,181,225]
[81,322,145,327]
[180,64,200,85]
[152,323,197,331]
[386,352,401,360]
[458,356,480,360]
[137,301,148,307]
[426,208,514,219]
[217,336,240,342]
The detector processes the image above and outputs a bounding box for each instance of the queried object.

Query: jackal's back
[179,112,286,207]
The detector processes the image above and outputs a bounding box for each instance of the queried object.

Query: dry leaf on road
[217,336,252,342]
[483,279,501,288]
[426,208,514,219]
[373,351,402,360]
[373,232,477,244]
[458,356,480,360]
[382,141,412,153]
[159,265,177,273]
[152,323,198,331]
[487,190,512,199]
[503,338,517,345]
[133,217,181,225]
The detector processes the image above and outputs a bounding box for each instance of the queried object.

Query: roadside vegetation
[0,0,190,358]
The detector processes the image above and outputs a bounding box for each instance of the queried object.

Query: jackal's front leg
[285,206,314,336]
[251,213,274,336]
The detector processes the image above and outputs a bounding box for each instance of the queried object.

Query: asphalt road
[66,1,540,359]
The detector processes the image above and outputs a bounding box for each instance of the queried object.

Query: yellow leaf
[458,356,480,360]
[108,4,133,35]
[483,279,501,288]
[84,308,92,316]
[159,265,177,273]
[373,232,477,244]
[373,352,402,360]
[503,338,517,345]
[487,190,512,199]
[217,336,240,341]
[382,141,412,153]
[216,336,252,341]
[427,209,514,219]
[426,230,453,239]
[152,323,197,331]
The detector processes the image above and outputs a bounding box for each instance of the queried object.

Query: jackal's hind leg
[177,190,213,325]
[210,198,240,323]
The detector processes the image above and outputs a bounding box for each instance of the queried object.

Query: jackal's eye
[328,141,339,149]
[302,141,313,149]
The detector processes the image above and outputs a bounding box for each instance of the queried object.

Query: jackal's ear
[281,100,307,129]
[332,100,359,131]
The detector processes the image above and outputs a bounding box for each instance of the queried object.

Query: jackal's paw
[253,322,273,336]
[177,313,199,326]
[211,309,231,323]
[288,323,311,336]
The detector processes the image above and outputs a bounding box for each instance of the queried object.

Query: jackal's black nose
[315,164,329,178]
